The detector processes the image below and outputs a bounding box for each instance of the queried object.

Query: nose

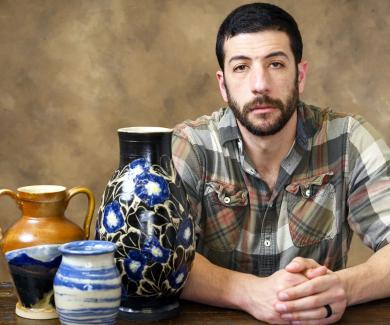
[250,66,270,95]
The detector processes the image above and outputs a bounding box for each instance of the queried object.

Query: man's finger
[305,266,328,279]
[280,305,331,321]
[277,275,334,302]
[285,257,322,273]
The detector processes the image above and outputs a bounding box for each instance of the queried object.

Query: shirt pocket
[202,181,248,251]
[284,172,337,247]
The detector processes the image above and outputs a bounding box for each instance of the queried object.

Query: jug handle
[0,189,17,201]
[0,189,18,240]
[65,187,95,240]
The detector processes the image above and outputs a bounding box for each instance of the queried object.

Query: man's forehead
[223,30,292,60]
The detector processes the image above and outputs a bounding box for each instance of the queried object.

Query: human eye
[233,64,248,72]
[269,61,285,69]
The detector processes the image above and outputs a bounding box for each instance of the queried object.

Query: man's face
[216,30,307,136]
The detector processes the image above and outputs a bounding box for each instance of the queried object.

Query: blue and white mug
[53,240,121,325]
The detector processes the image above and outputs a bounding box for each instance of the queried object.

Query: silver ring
[324,304,332,318]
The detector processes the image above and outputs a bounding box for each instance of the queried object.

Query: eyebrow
[265,51,289,60]
[228,55,250,64]
[228,51,290,64]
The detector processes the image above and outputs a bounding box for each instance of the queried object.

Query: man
[172,3,390,324]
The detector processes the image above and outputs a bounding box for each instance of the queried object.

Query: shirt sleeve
[347,115,390,251]
[172,126,205,241]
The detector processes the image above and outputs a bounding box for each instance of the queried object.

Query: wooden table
[1,282,390,324]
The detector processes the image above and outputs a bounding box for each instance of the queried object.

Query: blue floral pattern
[177,217,194,249]
[121,159,151,201]
[123,251,146,281]
[134,173,169,207]
[143,236,170,264]
[121,158,169,207]
[103,201,125,233]
[168,265,188,289]
[96,154,195,303]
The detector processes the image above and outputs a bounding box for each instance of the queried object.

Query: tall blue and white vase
[53,240,121,325]
[95,127,195,321]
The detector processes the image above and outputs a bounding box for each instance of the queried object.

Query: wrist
[335,268,354,305]
[233,272,264,312]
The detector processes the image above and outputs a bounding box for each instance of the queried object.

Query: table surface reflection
[2,282,390,324]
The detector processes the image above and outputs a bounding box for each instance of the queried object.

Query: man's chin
[247,117,279,131]
[241,123,281,136]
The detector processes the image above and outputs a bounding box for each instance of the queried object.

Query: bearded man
[172,3,390,324]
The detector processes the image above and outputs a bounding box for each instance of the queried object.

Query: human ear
[297,60,308,94]
[216,70,228,102]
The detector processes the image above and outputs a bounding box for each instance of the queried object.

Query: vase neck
[118,131,172,168]
[20,200,66,217]
[63,253,114,268]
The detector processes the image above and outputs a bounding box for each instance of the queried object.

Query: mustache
[243,95,284,113]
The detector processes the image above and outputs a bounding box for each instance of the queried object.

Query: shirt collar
[218,102,316,151]
[296,101,319,151]
[295,102,309,151]
[218,107,241,146]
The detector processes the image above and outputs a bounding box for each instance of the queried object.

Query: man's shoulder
[301,102,354,123]
[173,107,231,141]
[300,102,366,136]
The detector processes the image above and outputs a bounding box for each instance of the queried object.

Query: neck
[238,111,297,188]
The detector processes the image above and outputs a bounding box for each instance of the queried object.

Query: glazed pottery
[95,127,195,320]
[5,244,62,319]
[0,185,95,319]
[53,240,121,325]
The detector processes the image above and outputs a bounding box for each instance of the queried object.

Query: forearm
[180,252,255,310]
[337,243,390,306]
[181,253,314,323]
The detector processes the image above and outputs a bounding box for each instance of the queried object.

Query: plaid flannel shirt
[172,102,390,276]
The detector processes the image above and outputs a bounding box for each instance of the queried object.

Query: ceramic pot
[53,240,121,325]
[0,185,95,319]
[5,244,62,319]
[95,127,195,321]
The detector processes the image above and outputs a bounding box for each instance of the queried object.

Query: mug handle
[0,189,18,241]
[65,187,95,240]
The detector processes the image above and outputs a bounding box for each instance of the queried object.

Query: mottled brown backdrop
[0,0,389,280]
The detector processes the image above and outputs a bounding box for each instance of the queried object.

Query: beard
[226,82,299,136]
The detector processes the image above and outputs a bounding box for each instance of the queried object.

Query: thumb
[285,260,306,273]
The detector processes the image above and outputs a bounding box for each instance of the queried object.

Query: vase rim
[118,127,172,133]
[59,240,116,255]
[5,243,61,261]
[17,185,66,194]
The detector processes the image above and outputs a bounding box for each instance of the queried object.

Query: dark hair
[216,3,303,70]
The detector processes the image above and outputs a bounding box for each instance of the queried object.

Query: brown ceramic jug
[0,185,95,253]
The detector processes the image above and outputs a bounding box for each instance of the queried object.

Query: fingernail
[275,303,287,312]
[278,292,289,300]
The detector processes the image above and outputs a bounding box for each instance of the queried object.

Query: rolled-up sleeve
[347,115,390,251]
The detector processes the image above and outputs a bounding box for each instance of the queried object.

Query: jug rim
[118,127,172,133]
[17,185,66,194]
[5,243,62,261]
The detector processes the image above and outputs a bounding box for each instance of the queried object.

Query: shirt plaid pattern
[172,102,390,276]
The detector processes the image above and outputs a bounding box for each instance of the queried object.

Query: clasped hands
[244,257,347,324]
[274,257,347,324]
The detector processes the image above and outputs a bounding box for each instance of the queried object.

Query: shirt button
[302,186,311,198]
[223,197,231,204]
[264,240,271,247]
